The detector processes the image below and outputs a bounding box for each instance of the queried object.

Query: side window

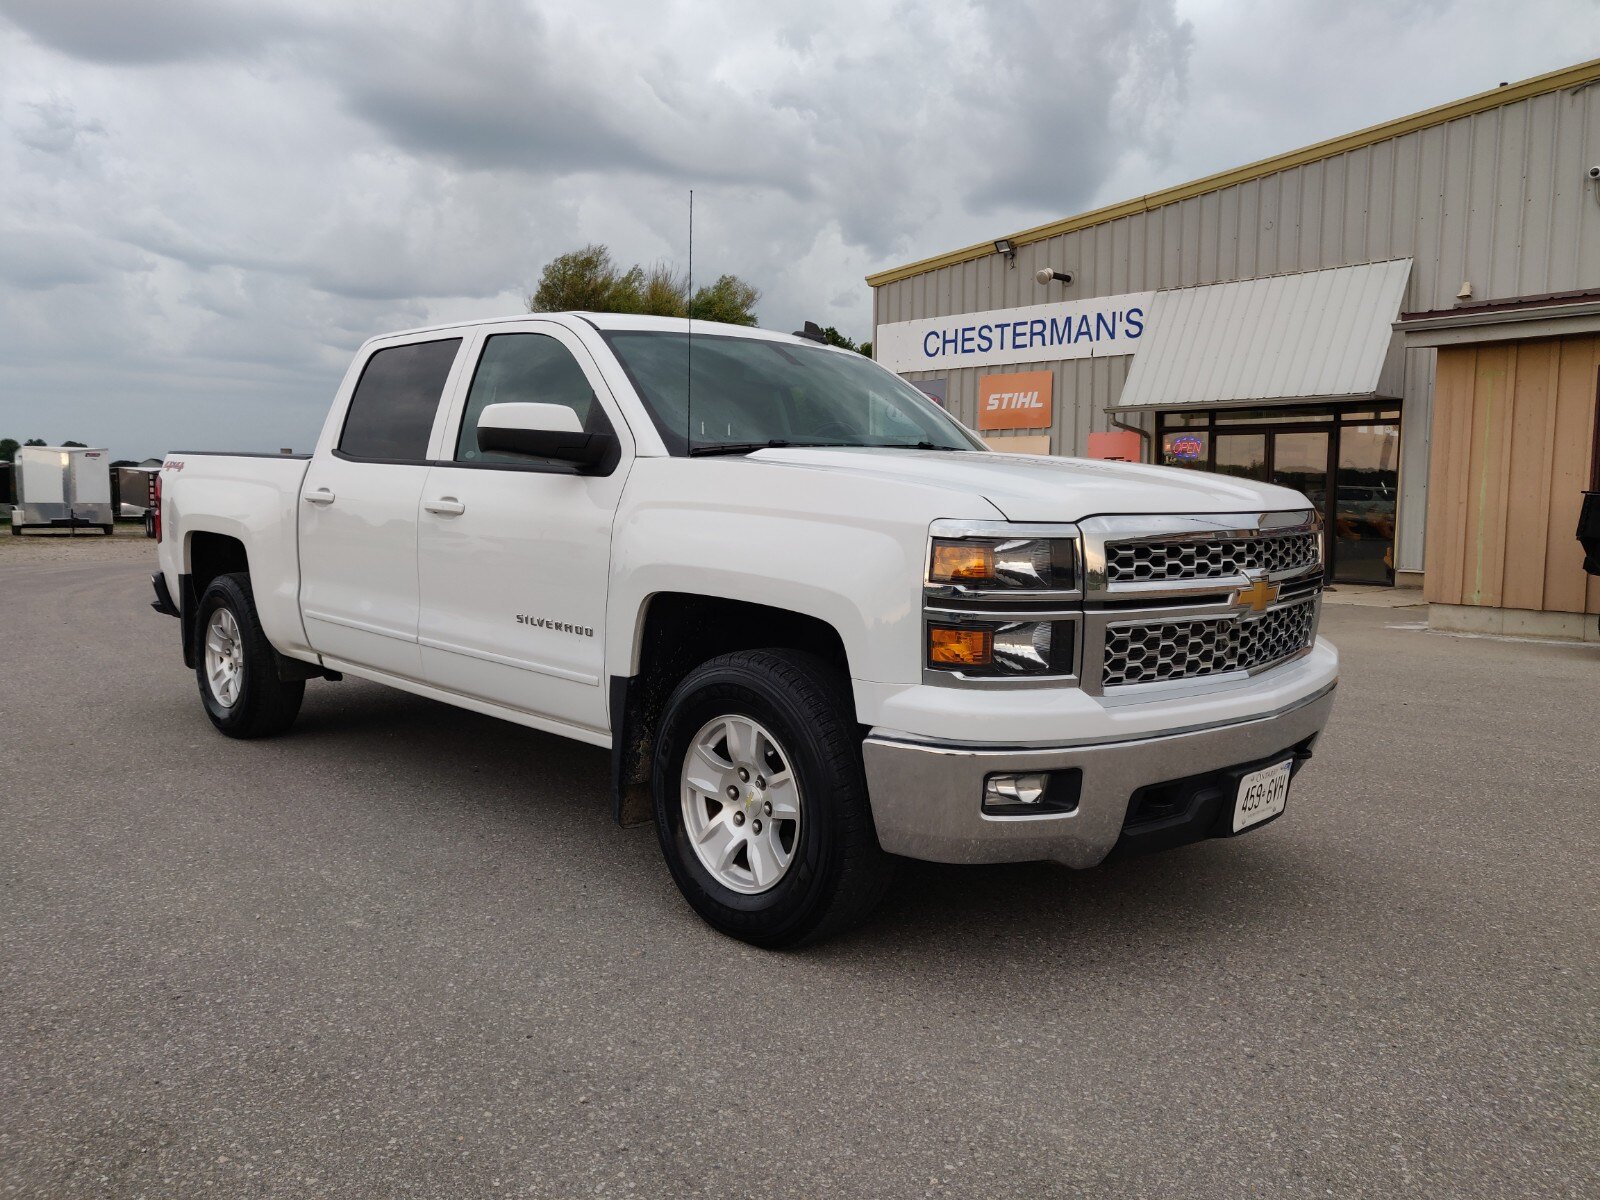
[338,339,462,461]
[456,333,612,462]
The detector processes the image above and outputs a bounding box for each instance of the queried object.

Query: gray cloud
[0,0,1590,460]
[0,0,300,64]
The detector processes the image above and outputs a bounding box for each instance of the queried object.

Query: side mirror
[475,402,617,470]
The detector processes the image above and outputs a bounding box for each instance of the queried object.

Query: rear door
[416,322,632,735]
[297,336,466,679]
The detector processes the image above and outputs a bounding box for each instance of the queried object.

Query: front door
[1333,422,1400,583]
[416,324,631,736]
[1270,431,1330,512]
[298,336,465,679]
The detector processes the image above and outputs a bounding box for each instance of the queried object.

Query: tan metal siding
[1424,337,1599,614]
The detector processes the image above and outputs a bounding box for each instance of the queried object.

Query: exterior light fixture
[1035,267,1075,286]
[993,238,1017,266]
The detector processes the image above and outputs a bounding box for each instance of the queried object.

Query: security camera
[1588,165,1600,180]
[1035,268,1074,286]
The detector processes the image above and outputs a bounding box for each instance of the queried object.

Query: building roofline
[865,56,1600,289]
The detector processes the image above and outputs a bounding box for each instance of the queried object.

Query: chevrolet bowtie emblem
[1233,578,1280,613]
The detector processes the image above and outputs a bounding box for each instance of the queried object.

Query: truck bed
[156,451,317,663]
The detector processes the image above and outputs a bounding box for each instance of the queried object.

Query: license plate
[1232,759,1292,832]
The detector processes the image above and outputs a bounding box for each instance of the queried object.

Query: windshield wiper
[688,439,854,457]
[868,440,968,451]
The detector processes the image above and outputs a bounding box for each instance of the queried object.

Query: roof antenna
[686,188,693,453]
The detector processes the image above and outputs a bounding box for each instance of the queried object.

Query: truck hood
[750,447,1312,522]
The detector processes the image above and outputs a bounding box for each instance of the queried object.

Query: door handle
[304,488,336,505]
[424,497,466,516]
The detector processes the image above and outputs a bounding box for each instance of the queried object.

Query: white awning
[1115,259,1412,410]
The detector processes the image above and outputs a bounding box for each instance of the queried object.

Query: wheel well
[181,533,249,669]
[188,531,249,596]
[610,594,853,825]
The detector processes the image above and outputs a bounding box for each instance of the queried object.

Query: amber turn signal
[930,542,994,583]
[928,625,993,667]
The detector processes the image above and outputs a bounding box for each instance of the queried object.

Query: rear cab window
[337,339,463,461]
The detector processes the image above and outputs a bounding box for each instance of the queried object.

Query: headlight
[926,617,1075,677]
[928,536,1077,592]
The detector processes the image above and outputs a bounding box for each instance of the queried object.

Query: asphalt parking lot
[3,544,1597,1198]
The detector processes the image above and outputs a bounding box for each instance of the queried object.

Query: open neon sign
[1166,434,1206,462]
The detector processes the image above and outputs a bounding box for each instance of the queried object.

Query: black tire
[651,649,894,948]
[144,512,156,538]
[101,524,114,536]
[193,572,304,739]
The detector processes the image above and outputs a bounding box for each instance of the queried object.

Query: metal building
[869,58,1600,631]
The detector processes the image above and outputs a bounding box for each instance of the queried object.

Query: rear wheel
[194,572,304,738]
[652,649,893,948]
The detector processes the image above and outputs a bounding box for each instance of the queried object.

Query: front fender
[606,457,1003,695]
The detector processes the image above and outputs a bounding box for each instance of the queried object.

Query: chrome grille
[1101,598,1317,687]
[1105,531,1319,584]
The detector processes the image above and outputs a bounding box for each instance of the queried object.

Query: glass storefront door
[1270,431,1329,511]
[1334,423,1400,584]
[1157,405,1401,584]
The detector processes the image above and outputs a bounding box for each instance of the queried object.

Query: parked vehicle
[11,445,114,535]
[151,313,1338,945]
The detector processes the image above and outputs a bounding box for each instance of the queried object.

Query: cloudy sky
[0,0,1593,460]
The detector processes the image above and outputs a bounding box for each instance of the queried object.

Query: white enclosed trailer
[10,446,114,535]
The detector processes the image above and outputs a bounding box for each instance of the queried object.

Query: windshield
[601,330,983,455]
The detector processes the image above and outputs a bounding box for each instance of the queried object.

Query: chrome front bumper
[862,683,1336,867]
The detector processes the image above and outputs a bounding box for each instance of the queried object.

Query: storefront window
[1154,402,1402,585]
[1216,408,1327,424]
[1214,433,1268,481]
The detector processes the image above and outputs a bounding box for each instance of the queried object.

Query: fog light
[984,773,1049,806]
[981,768,1082,816]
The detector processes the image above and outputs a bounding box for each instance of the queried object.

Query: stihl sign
[978,370,1053,430]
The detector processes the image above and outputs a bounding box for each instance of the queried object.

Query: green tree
[635,262,690,316]
[687,274,760,326]
[0,438,18,463]
[62,440,87,448]
[527,244,634,313]
[528,245,760,325]
[816,326,872,357]
[24,438,46,447]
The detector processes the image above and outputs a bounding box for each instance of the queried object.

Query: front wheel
[652,649,893,948]
[194,573,304,738]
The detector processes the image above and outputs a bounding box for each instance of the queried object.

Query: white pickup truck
[152,312,1338,946]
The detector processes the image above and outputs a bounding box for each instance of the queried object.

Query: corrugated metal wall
[872,82,1600,574]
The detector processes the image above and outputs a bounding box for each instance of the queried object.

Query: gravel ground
[0,525,156,564]
[2,559,1596,1198]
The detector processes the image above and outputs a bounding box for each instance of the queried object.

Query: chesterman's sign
[875,290,1154,374]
